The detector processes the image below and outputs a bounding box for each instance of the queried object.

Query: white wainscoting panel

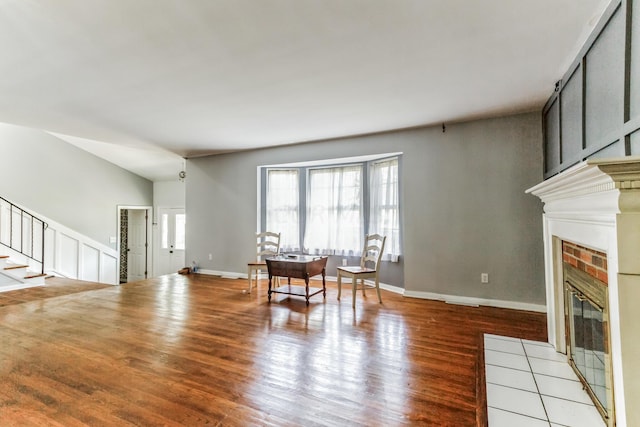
[59,233,79,279]
[102,253,118,285]
[44,227,56,272]
[81,245,100,282]
[44,218,118,285]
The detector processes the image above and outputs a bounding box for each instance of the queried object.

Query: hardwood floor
[0,274,546,426]
[0,277,112,308]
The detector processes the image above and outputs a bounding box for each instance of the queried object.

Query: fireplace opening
[564,262,614,425]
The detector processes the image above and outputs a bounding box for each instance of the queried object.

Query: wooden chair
[247,231,280,293]
[337,234,386,308]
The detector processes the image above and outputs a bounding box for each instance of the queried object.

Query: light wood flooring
[0,274,546,426]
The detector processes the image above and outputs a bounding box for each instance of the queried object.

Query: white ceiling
[0,0,611,181]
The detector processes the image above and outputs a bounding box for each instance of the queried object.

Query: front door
[157,208,186,275]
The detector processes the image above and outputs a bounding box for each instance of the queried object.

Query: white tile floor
[484,334,605,427]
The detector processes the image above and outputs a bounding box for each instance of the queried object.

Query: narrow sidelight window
[369,158,400,261]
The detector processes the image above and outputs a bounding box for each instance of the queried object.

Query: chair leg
[352,277,357,308]
[337,271,342,300]
[375,275,382,303]
[361,279,366,296]
[248,266,253,294]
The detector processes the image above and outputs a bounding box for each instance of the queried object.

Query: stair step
[0,255,46,290]
[5,265,28,270]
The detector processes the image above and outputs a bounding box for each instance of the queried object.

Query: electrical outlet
[208,253,212,260]
[481,273,489,283]
[342,258,347,266]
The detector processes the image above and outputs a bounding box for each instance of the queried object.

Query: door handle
[169,251,173,253]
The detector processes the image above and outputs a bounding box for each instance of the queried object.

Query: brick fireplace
[562,241,608,284]
[527,157,640,427]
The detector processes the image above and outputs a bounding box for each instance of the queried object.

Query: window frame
[368,157,401,261]
[264,167,303,252]
[304,163,365,256]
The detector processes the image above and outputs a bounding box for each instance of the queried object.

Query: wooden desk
[265,255,328,305]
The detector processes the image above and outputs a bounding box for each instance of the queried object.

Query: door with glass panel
[157,208,186,275]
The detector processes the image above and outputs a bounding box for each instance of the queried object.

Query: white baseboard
[403,290,546,313]
[0,281,44,292]
[196,269,243,279]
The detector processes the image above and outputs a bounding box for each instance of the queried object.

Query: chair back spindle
[247,231,281,293]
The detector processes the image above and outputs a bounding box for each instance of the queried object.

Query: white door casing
[117,205,152,285]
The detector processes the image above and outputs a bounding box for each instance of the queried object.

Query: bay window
[263,155,401,260]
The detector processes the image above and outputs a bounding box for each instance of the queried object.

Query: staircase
[0,197,48,292]
[0,196,119,288]
[0,255,47,291]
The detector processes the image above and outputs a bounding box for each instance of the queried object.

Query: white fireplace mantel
[527,157,640,427]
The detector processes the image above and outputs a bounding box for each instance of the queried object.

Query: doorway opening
[118,206,152,284]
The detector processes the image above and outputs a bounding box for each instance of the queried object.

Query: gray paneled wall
[543,0,640,177]
[186,112,545,306]
[632,0,640,119]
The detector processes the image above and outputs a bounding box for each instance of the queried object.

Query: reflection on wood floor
[0,274,546,426]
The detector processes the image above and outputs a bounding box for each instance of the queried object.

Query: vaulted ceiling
[0,0,611,180]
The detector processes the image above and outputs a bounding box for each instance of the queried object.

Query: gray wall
[153,180,186,221]
[0,123,153,248]
[186,111,545,305]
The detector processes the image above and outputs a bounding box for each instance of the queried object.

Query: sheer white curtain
[304,165,363,256]
[266,169,299,252]
[369,158,400,261]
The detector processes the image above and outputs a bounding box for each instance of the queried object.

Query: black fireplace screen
[564,261,613,425]
[568,287,607,410]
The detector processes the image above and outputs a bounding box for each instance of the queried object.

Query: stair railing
[0,197,48,274]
